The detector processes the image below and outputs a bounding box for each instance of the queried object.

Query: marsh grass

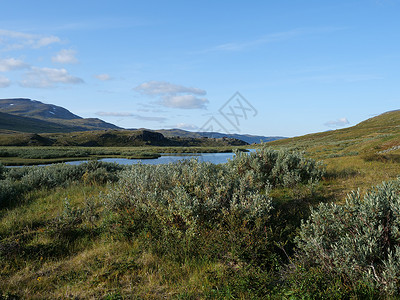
[0,146,246,166]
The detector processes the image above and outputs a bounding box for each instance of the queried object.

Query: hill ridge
[0,98,120,132]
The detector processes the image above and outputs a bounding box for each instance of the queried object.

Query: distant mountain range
[0,98,120,133]
[0,98,285,144]
[156,129,286,144]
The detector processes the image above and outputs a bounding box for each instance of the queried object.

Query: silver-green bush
[228,147,325,189]
[296,178,400,295]
[0,161,125,208]
[105,159,272,238]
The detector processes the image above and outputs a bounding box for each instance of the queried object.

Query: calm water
[66,150,255,166]
[5,150,256,168]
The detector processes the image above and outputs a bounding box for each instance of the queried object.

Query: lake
[65,150,256,166]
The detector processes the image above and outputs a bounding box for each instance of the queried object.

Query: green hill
[0,129,248,147]
[268,110,400,160]
[0,111,115,133]
[0,98,120,132]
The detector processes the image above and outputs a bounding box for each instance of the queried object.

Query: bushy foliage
[0,163,5,180]
[104,147,325,263]
[294,178,400,296]
[228,147,325,189]
[105,159,272,239]
[0,161,125,208]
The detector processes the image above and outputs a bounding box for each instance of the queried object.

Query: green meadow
[0,111,399,299]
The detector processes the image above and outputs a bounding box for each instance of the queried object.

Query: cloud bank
[20,67,84,88]
[175,123,199,130]
[52,49,78,64]
[134,81,208,109]
[161,94,208,109]
[0,58,29,72]
[0,29,61,51]
[135,81,206,96]
[96,111,167,123]
[324,117,350,128]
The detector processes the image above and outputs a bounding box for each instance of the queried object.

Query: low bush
[105,159,272,246]
[228,147,325,189]
[293,178,400,296]
[104,147,325,264]
[0,161,126,208]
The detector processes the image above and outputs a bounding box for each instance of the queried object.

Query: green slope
[268,110,400,159]
[0,98,120,132]
[0,129,248,147]
[0,111,89,133]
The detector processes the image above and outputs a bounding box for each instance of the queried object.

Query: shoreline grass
[0,145,250,166]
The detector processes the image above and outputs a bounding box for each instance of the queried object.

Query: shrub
[0,163,5,180]
[0,161,125,208]
[105,159,272,234]
[104,159,272,261]
[0,179,21,208]
[104,147,325,263]
[295,178,400,296]
[47,198,84,240]
[228,147,325,189]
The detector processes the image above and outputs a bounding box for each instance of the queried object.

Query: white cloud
[161,94,208,109]
[133,115,167,122]
[134,81,208,109]
[20,67,84,88]
[96,111,167,122]
[52,49,78,64]
[94,73,112,81]
[176,123,199,130]
[0,29,61,50]
[324,117,350,128]
[0,58,29,72]
[35,36,61,48]
[0,75,11,88]
[96,111,133,117]
[135,81,206,96]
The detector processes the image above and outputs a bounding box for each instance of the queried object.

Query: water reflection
[66,149,256,166]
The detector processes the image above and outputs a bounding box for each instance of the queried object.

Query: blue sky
[1,0,399,137]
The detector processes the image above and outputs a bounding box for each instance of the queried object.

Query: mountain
[0,98,284,144]
[268,110,400,160]
[156,129,286,144]
[0,111,119,134]
[0,98,120,132]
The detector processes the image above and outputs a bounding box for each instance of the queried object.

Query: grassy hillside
[0,98,120,132]
[0,98,81,120]
[267,110,400,200]
[0,129,248,148]
[0,111,114,133]
[268,110,400,158]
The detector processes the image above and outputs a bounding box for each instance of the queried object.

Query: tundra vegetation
[0,143,399,299]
